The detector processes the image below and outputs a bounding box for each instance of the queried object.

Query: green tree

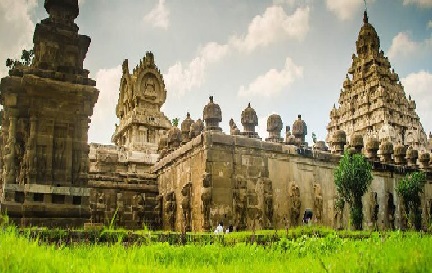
[5,49,34,69]
[396,171,426,231]
[171,118,179,127]
[334,150,373,230]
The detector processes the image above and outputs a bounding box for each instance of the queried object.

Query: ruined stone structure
[0,0,99,227]
[326,11,427,151]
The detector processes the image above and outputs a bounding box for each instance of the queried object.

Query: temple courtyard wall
[153,131,432,232]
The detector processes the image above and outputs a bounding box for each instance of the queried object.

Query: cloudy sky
[0,0,431,144]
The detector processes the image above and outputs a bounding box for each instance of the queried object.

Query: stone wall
[153,131,432,231]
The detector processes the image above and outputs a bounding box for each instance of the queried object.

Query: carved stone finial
[241,103,259,139]
[363,10,368,24]
[44,0,79,19]
[203,96,222,131]
[266,114,283,143]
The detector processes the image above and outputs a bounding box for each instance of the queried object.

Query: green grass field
[1,226,431,273]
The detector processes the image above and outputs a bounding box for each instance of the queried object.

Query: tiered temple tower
[326,11,427,150]
[111,53,171,157]
[0,0,99,227]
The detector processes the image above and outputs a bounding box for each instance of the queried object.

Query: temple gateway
[1,2,431,231]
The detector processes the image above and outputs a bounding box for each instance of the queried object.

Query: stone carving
[0,0,98,227]
[167,126,182,150]
[406,147,418,167]
[116,192,124,226]
[181,182,192,231]
[165,191,177,230]
[394,143,407,165]
[241,103,259,139]
[313,184,323,223]
[266,114,283,143]
[332,129,346,154]
[189,119,204,139]
[180,112,194,144]
[229,119,240,136]
[387,192,395,230]
[203,96,222,131]
[263,179,273,229]
[292,115,307,146]
[233,177,247,231]
[289,183,301,226]
[326,10,427,150]
[91,191,106,224]
[350,134,364,154]
[379,139,393,164]
[370,192,379,229]
[201,173,212,230]
[132,193,145,226]
[365,137,380,160]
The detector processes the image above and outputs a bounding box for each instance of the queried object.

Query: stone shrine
[88,52,171,229]
[0,0,99,227]
[326,11,427,151]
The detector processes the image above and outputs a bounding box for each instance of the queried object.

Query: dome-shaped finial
[209,96,213,103]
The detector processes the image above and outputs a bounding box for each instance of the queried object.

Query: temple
[0,0,99,227]
[326,11,427,150]
[1,6,432,230]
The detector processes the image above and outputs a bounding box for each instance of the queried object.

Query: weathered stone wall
[153,131,432,231]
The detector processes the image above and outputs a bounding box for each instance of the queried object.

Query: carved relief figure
[165,192,177,230]
[181,182,192,232]
[229,118,240,136]
[313,184,323,223]
[387,192,396,230]
[132,193,145,226]
[116,192,124,226]
[289,183,301,226]
[91,191,106,224]
[263,179,274,229]
[370,192,379,229]
[201,173,212,231]
[233,177,247,231]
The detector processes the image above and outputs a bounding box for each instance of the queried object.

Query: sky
[0,0,431,145]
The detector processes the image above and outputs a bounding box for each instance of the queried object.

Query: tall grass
[1,225,431,272]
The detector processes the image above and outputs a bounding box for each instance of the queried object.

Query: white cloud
[238,57,303,97]
[78,0,85,6]
[401,70,432,133]
[231,6,309,53]
[403,0,432,8]
[387,32,432,61]
[89,65,122,144]
[164,6,309,97]
[428,20,432,29]
[326,0,364,21]
[0,0,37,78]
[144,0,170,30]
[164,42,229,97]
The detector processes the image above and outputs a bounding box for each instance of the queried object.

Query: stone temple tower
[111,52,171,161]
[326,11,427,150]
[0,0,99,227]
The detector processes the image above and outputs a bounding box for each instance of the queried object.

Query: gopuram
[0,0,99,227]
[1,3,432,231]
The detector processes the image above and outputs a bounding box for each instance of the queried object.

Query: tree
[171,118,179,127]
[334,150,373,230]
[396,171,426,231]
[5,49,34,69]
